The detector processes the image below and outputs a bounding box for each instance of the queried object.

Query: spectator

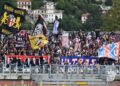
[0,30,120,66]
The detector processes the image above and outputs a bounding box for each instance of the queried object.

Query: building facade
[100,5,111,14]
[31,1,63,23]
[16,0,63,23]
[81,13,90,24]
[17,0,31,10]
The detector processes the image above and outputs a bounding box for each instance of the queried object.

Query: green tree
[105,0,112,6]
[56,0,65,10]
[91,0,102,4]
[55,0,102,31]
[47,0,57,2]
[0,0,16,14]
[83,4,102,31]
[32,0,44,9]
[101,0,120,31]
[61,15,82,31]
[22,21,33,30]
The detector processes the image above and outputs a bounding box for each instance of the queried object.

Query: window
[26,2,28,5]
[28,5,31,9]
[17,2,19,4]
[23,2,25,5]
[29,2,31,5]
[45,15,48,18]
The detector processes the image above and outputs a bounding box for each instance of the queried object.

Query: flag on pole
[104,44,110,57]
[33,15,47,36]
[0,3,26,35]
[98,42,120,59]
[53,16,59,34]
[29,34,48,50]
[62,33,69,48]
[98,46,104,57]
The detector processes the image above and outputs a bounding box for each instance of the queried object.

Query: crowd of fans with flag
[0,30,120,66]
[0,15,120,67]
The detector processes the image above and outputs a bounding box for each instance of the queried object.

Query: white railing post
[23,65,24,74]
[16,63,18,74]
[57,65,58,74]
[119,65,120,75]
[30,65,31,74]
[10,64,11,74]
[3,64,4,74]
[48,64,51,78]
[43,65,45,73]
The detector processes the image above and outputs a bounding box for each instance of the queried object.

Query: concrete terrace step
[33,79,106,86]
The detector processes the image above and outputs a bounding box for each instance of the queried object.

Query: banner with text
[60,56,98,64]
[5,54,50,64]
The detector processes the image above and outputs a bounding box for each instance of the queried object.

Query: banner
[15,30,28,48]
[60,56,98,64]
[62,33,69,48]
[5,54,50,64]
[29,34,48,50]
[0,3,26,35]
[98,42,120,59]
[53,19,59,34]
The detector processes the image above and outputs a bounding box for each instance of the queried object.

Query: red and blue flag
[98,42,120,59]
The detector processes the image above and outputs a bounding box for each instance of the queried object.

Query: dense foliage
[101,0,120,31]
[47,0,103,31]
[32,0,45,9]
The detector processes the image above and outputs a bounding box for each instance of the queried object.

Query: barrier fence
[0,64,120,76]
[0,64,120,86]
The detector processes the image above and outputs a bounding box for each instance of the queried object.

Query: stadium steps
[31,74,106,86]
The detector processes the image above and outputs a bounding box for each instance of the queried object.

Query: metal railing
[1,64,120,76]
[0,64,120,86]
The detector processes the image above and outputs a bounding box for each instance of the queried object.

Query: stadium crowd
[0,30,120,67]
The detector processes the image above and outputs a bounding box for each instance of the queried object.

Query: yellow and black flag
[0,3,26,35]
[29,34,48,50]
